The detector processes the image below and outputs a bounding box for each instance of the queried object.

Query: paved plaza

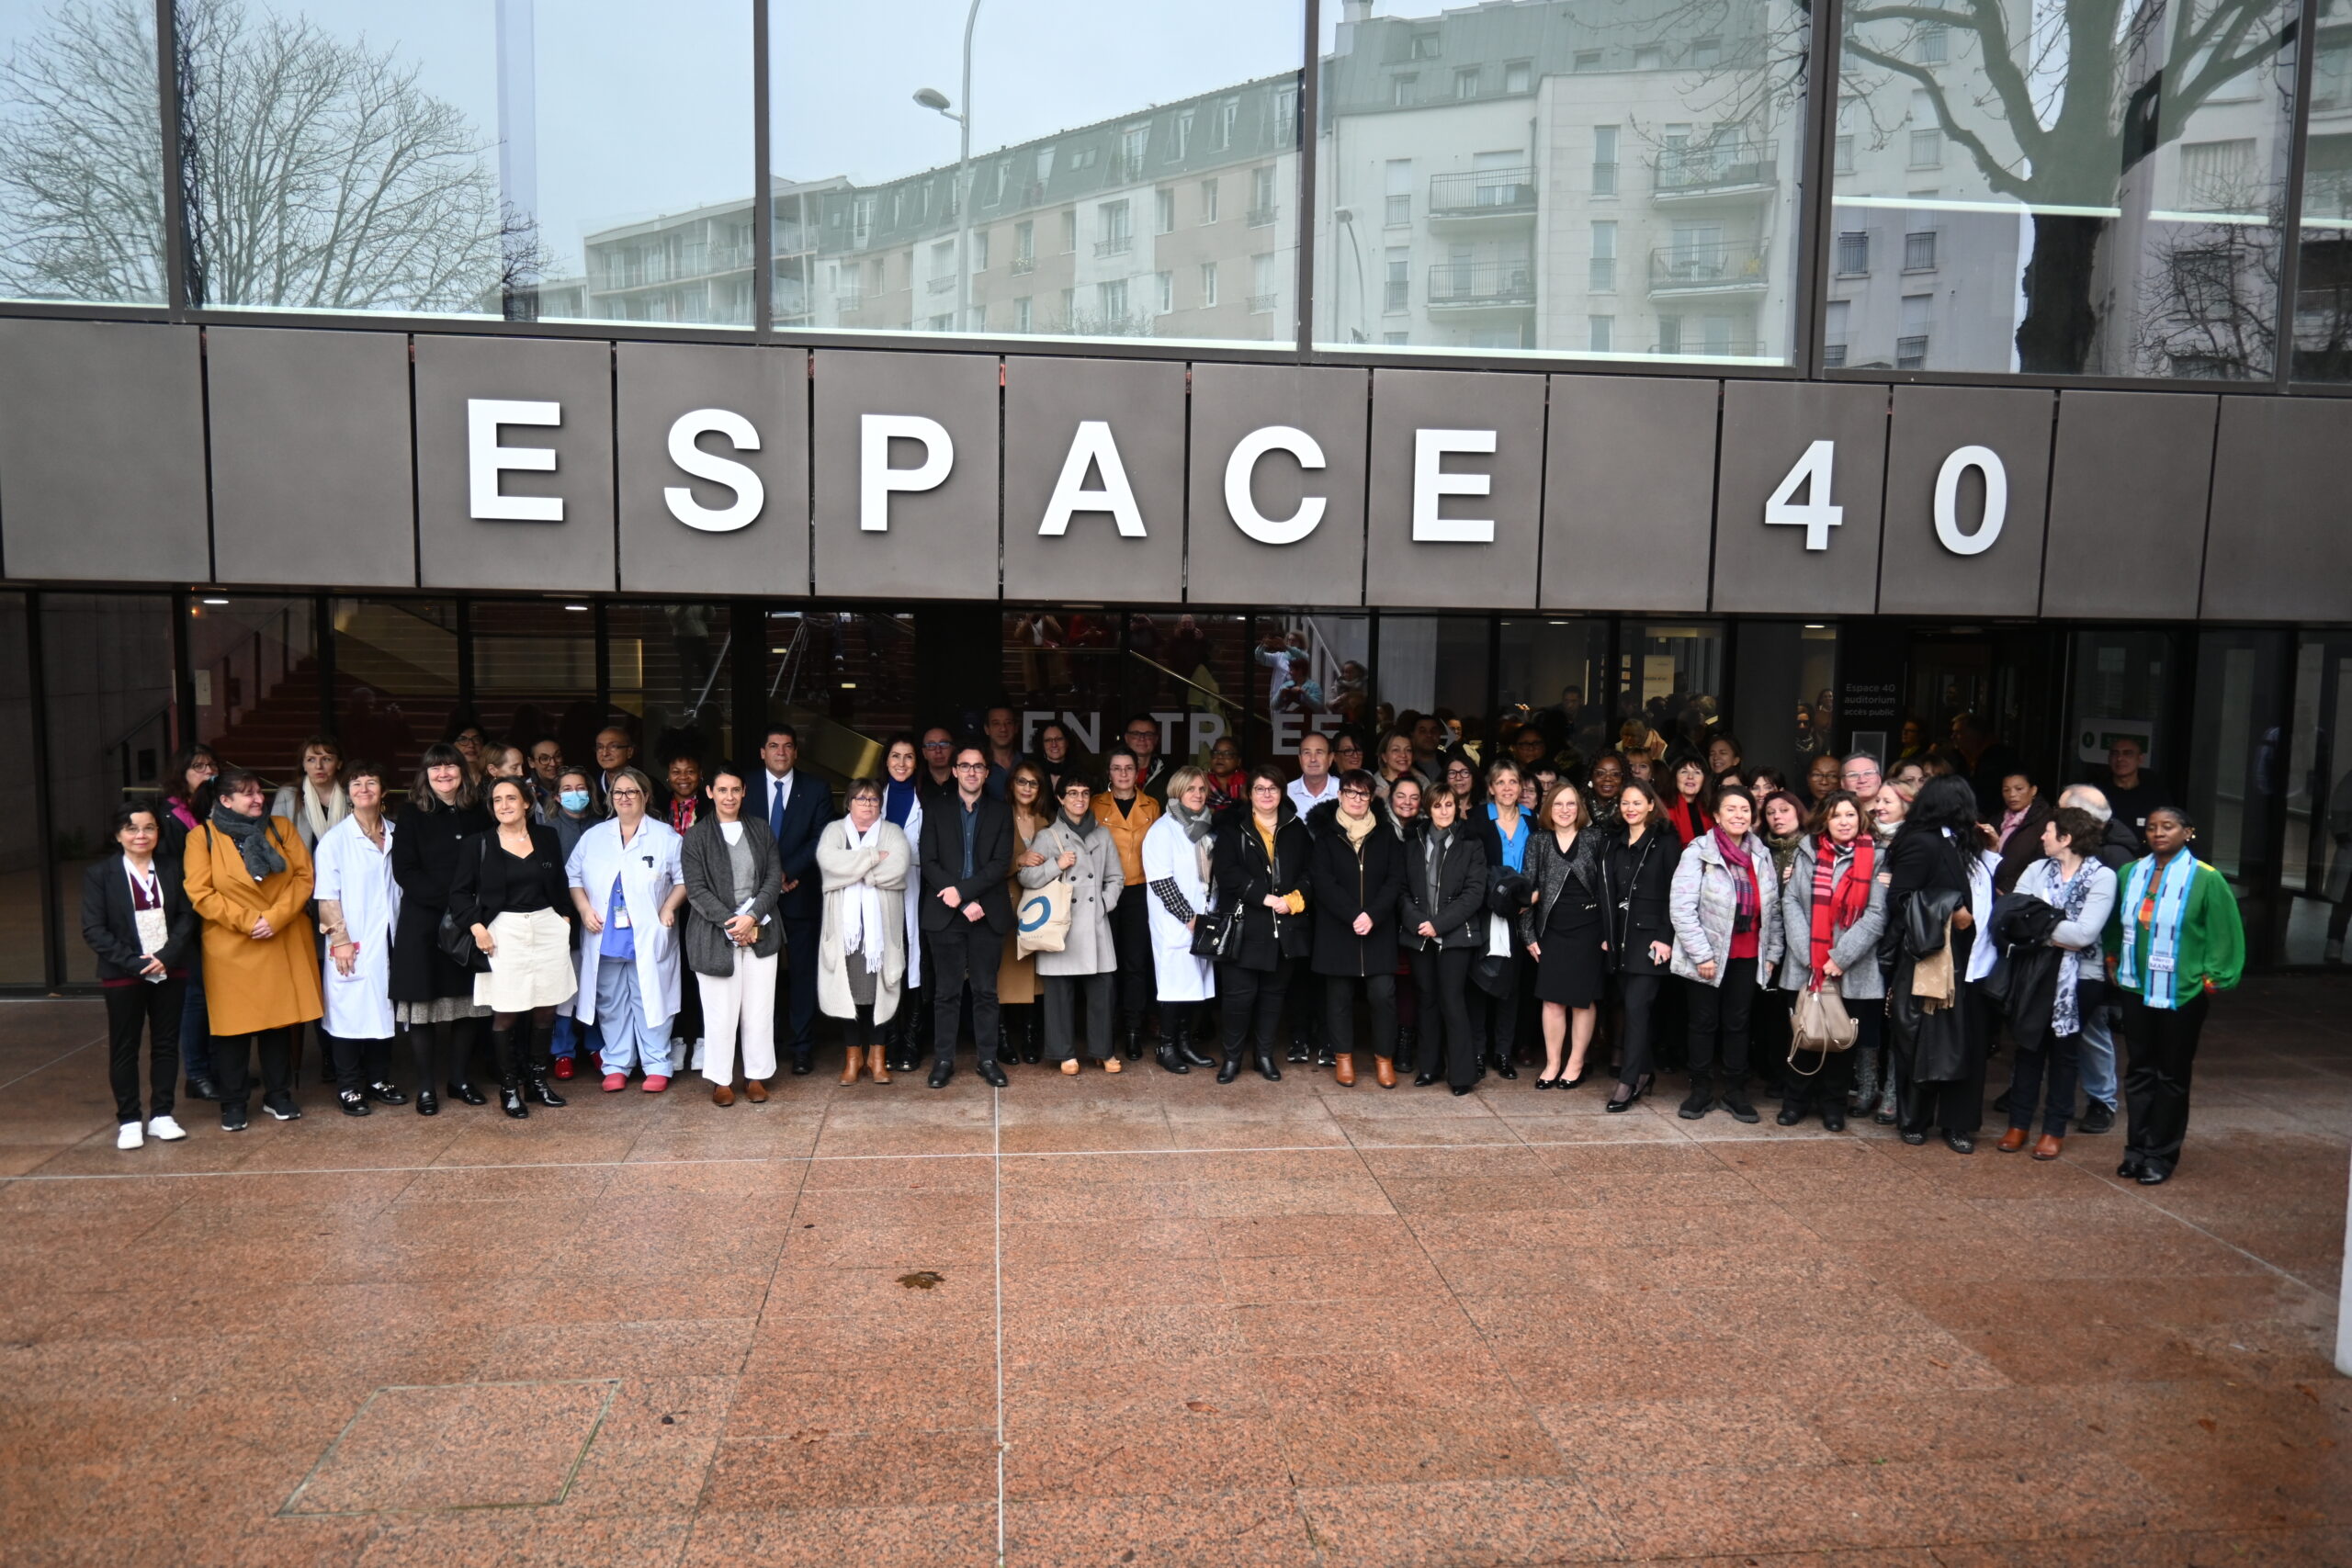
[1,979,2346,1567]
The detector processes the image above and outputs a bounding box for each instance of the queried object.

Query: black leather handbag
[1191,905,1242,961]
[436,838,492,973]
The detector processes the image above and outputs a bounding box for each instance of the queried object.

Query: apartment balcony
[1428,168,1537,223]
[1647,243,1770,295]
[1011,255,1037,275]
[925,275,956,294]
[1094,235,1133,257]
[1652,141,1779,198]
[1247,204,1280,228]
[1651,337,1765,358]
[1427,261,1535,310]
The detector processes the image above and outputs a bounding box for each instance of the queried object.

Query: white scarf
[301,778,349,843]
[840,818,888,975]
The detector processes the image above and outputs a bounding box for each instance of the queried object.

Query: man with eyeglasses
[1840,751,1883,801]
[758,724,835,1076]
[917,727,958,802]
[918,743,1013,1088]
[1120,714,1172,804]
[526,737,564,821]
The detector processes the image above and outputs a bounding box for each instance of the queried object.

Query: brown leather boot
[840,1048,862,1086]
[742,1078,768,1103]
[867,1044,890,1084]
[1996,1126,2030,1153]
[1333,1053,1356,1087]
[2031,1133,2064,1161]
[1374,1055,1396,1089]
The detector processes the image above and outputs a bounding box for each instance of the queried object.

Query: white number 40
[1764,438,2007,556]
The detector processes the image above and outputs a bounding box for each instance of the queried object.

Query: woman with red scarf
[1660,750,1712,845]
[1774,790,1886,1130]
[1667,785,1782,1122]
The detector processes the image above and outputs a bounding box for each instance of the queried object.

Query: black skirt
[1533,888,1606,1008]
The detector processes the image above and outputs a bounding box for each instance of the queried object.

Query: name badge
[615,908,632,929]
[2148,952,2173,973]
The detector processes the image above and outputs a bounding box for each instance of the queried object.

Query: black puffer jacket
[1209,806,1313,970]
[1306,800,1404,978]
[1398,825,1489,952]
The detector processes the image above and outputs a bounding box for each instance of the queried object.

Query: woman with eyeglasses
[1601,780,1676,1111]
[567,766,688,1093]
[1523,779,1607,1089]
[1141,766,1221,1075]
[1441,750,1483,817]
[1092,747,1164,1062]
[1307,770,1405,1088]
[311,761,406,1117]
[1400,783,1487,1093]
[1210,766,1310,1083]
[390,743,492,1113]
[1586,751,1628,833]
[995,761,1052,1066]
[879,735,929,1073]
[1668,784,1782,1122]
[1023,773,1125,1073]
[816,775,911,1088]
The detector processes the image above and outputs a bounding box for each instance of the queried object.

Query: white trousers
[696,952,778,1085]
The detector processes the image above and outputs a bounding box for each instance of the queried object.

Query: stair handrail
[685,629,733,721]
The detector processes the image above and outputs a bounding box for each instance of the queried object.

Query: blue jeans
[2077,999,2120,1111]
[594,957,673,1077]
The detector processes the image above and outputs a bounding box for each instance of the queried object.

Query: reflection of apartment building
[2292,0,2351,378]
[1315,0,1804,361]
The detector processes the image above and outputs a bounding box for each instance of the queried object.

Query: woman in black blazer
[1601,780,1678,1111]
[1398,784,1489,1094]
[390,743,492,1112]
[81,802,201,1146]
[1209,768,1314,1084]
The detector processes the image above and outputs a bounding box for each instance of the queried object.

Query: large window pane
[2186,629,2285,956]
[607,603,731,771]
[2292,2,2352,380]
[0,594,40,983]
[766,609,917,788]
[0,0,168,305]
[1316,0,1809,363]
[1497,616,1611,764]
[328,597,458,784]
[174,1,752,325]
[1625,621,1725,756]
[1735,620,1838,782]
[1374,613,1491,752]
[1835,0,2297,378]
[771,0,1303,344]
[44,593,177,984]
[470,599,595,765]
[187,594,319,783]
[2282,629,2352,963]
[1249,612,1368,760]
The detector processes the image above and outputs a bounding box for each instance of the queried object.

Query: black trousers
[1785,1004,1873,1111]
[213,1026,292,1111]
[929,921,1004,1063]
[1322,972,1397,1060]
[1683,959,1757,1077]
[1111,894,1154,1029]
[1477,953,1522,1065]
[1043,972,1114,1062]
[1894,980,1990,1138]
[1611,972,1663,1089]
[672,964,705,1048]
[1216,958,1293,1056]
[2123,991,2209,1175]
[1409,947,1477,1087]
[328,1031,395,1096]
[775,913,821,1058]
[105,978,183,1123]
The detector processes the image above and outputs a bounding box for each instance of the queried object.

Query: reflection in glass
[327,597,458,784]
[0,594,40,982]
[1835,0,2297,377]
[1374,615,1491,750]
[187,596,319,780]
[469,599,596,765]
[1498,617,1611,764]
[1249,613,1368,759]
[1627,622,1724,755]
[2282,629,2352,961]
[170,0,752,324]
[1736,620,1839,780]
[766,610,917,786]
[0,0,168,304]
[1315,0,1809,363]
[2294,0,2352,379]
[608,603,729,769]
[771,0,1303,344]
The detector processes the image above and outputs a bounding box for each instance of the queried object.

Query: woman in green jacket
[2107,806,2245,1187]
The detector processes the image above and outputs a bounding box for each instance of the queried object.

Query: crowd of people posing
[85,709,2243,1188]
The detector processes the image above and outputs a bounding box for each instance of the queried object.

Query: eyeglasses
[922,739,952,750]
[1124,729,1156,741]
[609,787,643,799]
[954,761,988,772]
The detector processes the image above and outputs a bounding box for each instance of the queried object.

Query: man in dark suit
[758,724,835,1075]
[919,742,1012,1089]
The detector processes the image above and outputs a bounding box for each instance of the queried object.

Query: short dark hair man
[758,723,835,1074]
[918,743,1014,1089]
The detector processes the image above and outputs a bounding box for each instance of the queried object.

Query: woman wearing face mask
[1601,781,1676,1112]
[541,769,604,1077]
[1668,784,1782,1122]
[1402,784,1489,1093]
[449,776,577,1118]
[995,761,1052,1066]
[390,743,492,1114]
[1210,767,1310,1083]
[816,776,911,1087]
[1308,770,1406,1088]
[1661,752,1713,845]
[1141,767,1221,1075]
[879,735,929,1073]
[311,762,407,1117]
[2108,806,2243,1185]
[1023,775,1125,1073]
[1523,779,1607,1089]
[1775,790,1884,1131]
[1471,759,1532,1080]
[82,803,199,1148]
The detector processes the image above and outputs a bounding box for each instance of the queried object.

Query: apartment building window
[1199,261,1218,307]
[1589,314,1613,352]
[930,313,952,333]
[1589,220,1617,291]
[1657,314,1682,354]
[1273,86,1298,146]
[1200,178,1219,223]
[1385,159,1412,226]
[1117,125,1149,182]
[852,195,876,246]
[1573,51,1601,73]
[1910,128,1943,167]
[1505,59,1532,91]
[1250,166,1278,227]
[1057,287,1076,327]
[1410,31,1442,59]
[1385,247,1409,313]
[1385,331,1410,344]
[1835,230,1870,276]
[1918,22,1947,62]
[2180,138,2256,209]
[1173,111,1193,160]
[1634,45,1663,70]
[1155,271,1172,314]
[1455,67,1480,98]
[931,239,955,280]
[1097,198,1132,256]
[1099,278,1128,323]
[1250,252,1278,313]
[1014,220,1035,271]
[1904,229,1938,271]
[1013,296,1033,333]
[1823,299,1849,367]
[1835,134,1856,175]
[972,231,989,271]
[1393,73,1418,107]
[1592,126,1619,197]
[833,262,862,308]
[1690,37,1721,68]
[1213,97,1238,150]
[1898,293,1931,367]
[1155,188,1175,234]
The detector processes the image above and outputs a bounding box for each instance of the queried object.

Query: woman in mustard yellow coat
[183,768,323,1131]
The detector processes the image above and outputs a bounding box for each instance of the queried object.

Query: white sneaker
[689,1038,707,1070]
[146,1114,187,1142]
[116,1122,144,1151]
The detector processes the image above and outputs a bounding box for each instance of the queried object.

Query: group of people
[85,708,2243,1187]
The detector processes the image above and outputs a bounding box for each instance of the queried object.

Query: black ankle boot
[1176,1014,1213,1068]
[1121,1025,1143,1062]
[515,1019,564,1107]
[1487,1048,1517,1080]
[1021,1008,1043,1065]
[1396,1026,1419,1077]
[490,1028,528,1119]
[1678,1072,1714,1120]
[1254,1045,1282,1081]
[1216,1026,1243,1084]
[1155,1040,1190,1074]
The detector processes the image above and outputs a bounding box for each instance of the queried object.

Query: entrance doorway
[2285,631,2352,963]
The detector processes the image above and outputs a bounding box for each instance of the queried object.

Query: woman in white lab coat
[311,762,406,1116]
[566,766,688,1091]
[1140,766,1218,1075]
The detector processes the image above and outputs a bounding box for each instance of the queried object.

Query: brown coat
[1091,792,1162,887]
[183,815,324,1036]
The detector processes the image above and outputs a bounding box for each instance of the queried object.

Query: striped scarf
[2118,851,2195,1010]
[1806,835,1873,989]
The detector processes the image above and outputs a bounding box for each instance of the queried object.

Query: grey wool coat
[1668,827,1785,986]
[1018,814,1123,977]
[680,816,783,978]
[815,818,911,1024]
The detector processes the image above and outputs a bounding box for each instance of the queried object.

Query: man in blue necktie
[758,725,832,1075]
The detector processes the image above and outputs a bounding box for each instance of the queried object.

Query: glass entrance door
[2284,631,2352,964]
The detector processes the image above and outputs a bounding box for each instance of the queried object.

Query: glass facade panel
[1373,614,1491,751]
[1316,0,1808,362]
[2186,629,2287,956]
[765,609,918,787]
[2293,0,2352,380]
[0,0,168,305]
[1124,612,1250,768]
[1735,620,1839,783]
[327,597,458,784]
[1834,0,2298,378]
[187,595,319,781]
[1496,616,1610,766]
[0,594,39,983]
[1624,621,1725,757]
[2282,629,2352,963]
[1249,613,1368,759]
[771,0,1304,344]
[469,600,596,766]
[172,1,752,324]
[44,593,177,985]
[607,602,730,772]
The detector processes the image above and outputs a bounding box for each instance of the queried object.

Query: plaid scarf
[1807,835,1874,990]
[1713,827,1759,931]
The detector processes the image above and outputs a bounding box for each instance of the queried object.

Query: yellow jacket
[1091,792,1162,886]
[182,815,324,1036]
